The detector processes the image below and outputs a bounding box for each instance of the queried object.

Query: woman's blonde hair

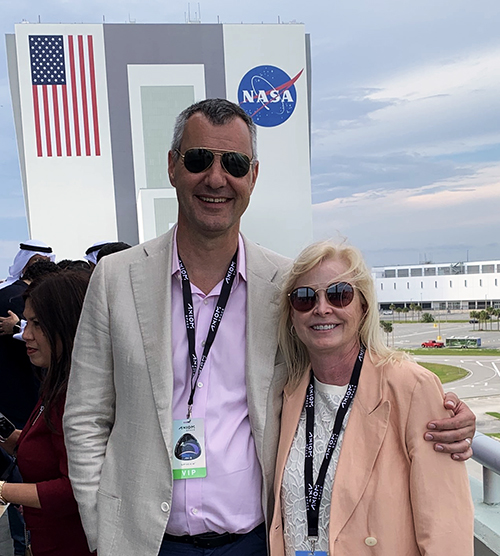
[278,240,407,387]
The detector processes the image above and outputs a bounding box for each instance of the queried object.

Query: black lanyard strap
[179,250,238,419]
[304,345,365,539]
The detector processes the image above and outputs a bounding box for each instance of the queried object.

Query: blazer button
[161,502,170,513]
[364,537,377,547]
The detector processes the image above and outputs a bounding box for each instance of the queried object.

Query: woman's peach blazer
[269,356,474,556]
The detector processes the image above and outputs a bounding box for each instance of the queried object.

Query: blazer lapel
[130,230,174,451]
[328,358,390,539]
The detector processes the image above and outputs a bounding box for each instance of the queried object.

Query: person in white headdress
[84,241,112,268]
[0,240,55,290]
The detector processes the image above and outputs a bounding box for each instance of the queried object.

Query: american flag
[29,35,101,157]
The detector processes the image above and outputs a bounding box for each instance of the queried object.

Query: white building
[372,260,500,311]
[7,22,313,260]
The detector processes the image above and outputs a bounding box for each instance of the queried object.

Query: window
[438,267,451,275]
[420,282,424,289]
[496,279,498,287]
[397,269,409,277]
[407,282,410,289]
[435,281,438,288]
[381,283,384,290]
[464,280,467,287]
[467,265,480,274]
[394,283,397,289]
[450,281,452,287]
[384,270,396,278]
[480,279,482,286]
[411,268,423,277]
[424,267,436,276]
[482,264,494,273]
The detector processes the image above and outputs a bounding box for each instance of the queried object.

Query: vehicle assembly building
[7,22,313,260]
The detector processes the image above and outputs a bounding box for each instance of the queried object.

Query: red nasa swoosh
[240,69,304,118]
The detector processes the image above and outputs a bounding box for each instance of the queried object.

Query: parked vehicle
[469,319,478,324]
[421,340,445,348]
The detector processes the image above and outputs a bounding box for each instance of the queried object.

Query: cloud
[313,164,500,266]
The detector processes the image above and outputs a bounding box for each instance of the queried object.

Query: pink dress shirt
[166,231,264,535]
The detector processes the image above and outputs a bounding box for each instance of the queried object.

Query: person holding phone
[0,271,93,556]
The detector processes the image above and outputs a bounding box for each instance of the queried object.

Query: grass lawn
[486,412,500,420]
[486,433,500,440]
[405,348,500,357]
[418,362,468,384]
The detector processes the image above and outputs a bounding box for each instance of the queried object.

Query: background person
[0,271,93,556]
[270,241,474,556]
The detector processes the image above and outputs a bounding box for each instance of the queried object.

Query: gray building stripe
[103,23,227,246]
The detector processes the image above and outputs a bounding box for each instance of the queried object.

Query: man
[64,100,475,556]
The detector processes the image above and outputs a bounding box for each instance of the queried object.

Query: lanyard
[178,251,238,419]
[304,345,365,545]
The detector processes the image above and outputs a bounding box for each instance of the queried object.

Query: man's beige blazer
[63,228,290,556]
[269,356,474,556]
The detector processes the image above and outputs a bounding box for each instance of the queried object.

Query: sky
[1,0,499,278]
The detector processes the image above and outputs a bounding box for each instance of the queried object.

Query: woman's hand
[1,481,41,509]
[424,392,476,461]
[1,429,21,456]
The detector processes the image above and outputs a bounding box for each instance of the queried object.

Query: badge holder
[172,418,207,479]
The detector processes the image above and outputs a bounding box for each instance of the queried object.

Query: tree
[389,304,396,325]
[469,310,479,331]
[380,320,393,346]
[479,310,490,331]
[494,308,500,331]
[415,305,422,321]
[395,307,403,322]
[402,307,409,322]
[421,312,434,323]
[409,303,416,322]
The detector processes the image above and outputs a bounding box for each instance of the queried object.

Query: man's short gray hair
[171,98,258,161]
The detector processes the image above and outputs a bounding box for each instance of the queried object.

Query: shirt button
[191,508,198,515]
[203,299,208,305]
[198,382,203,388]
[365,537,377,547]
[160,502,170,513]
[201,340,206,347]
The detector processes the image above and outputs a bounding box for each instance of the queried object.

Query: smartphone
[0,413,15,442]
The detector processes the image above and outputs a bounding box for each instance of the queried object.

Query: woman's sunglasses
[176,148,253,178]
[288,282,355,312]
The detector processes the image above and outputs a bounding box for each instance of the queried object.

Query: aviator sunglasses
[176,148,253,178]
[288,282,355,312]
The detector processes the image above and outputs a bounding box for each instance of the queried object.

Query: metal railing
[472,432,500,505]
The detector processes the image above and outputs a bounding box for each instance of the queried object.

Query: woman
[270,241,473,556]
[0,271,93,555]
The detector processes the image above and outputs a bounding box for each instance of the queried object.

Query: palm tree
[380,320,393,347]
[469,310,479,331]
[409,303,416,322]
[402,307,409,322]
[389,304,396,326]
[395,307,403,322]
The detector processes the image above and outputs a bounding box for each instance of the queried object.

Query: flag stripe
[61,85,72,156]
[32,85,43,157]
[68,35,81,156]
[88,35,101,156]
[52,85,62,156]
[78,35,91,156]
[42,86,52,157]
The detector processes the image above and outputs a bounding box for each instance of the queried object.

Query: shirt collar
[171,226,247,287]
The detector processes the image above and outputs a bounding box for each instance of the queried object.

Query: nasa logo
[238,65,303,128]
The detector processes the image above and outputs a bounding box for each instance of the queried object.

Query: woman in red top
[0,270,93,555]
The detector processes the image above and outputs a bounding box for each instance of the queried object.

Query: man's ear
[249,160,259,194]
[167,150,176,188]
